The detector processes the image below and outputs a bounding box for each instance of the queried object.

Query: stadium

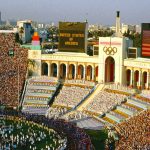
[0,11,150,150]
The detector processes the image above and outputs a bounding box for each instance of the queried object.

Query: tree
[19,27,24,44]
[47,26,59,42]
[133,33,141,47]
[123,31,141,48]
[15,33,20,43]
[27,59,36,76]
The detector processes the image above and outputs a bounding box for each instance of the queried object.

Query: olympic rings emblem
[103,46,117,55]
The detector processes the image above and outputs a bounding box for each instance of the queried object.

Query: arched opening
[95,66,98,81]
[69,64,75,79]
[87,65,92,81]
[78,65,84,79]
[51,63,57,77]
[42,62,48,76]
[60,64,66,79]
[105,57,115,82]
[126,69,131,86]
[134,70,139,88]
[142,72,147,89]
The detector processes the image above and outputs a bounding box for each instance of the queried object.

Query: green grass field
[86,129,108,150]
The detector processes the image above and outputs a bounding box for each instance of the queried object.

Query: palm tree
[19,27,24,44]
[27,59,35,77]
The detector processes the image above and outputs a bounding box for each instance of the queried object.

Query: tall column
[83,65,86,80]
[92,66,95,81]
[138,70,142,89]
[66,63,68,79]
[74,63,78,79]
[57,62,60,78]
[130,69,134,87]
[147,72,150,89]
[48,62,51,77]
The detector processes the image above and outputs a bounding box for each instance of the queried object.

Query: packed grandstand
[0,33,28,107]
[0,30,150,150]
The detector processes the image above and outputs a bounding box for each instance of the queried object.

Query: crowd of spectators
[106,83,134,94]
[0,33,28,107]
[64,79,96,87]
[141,90,150,99]
[0,115,67,150]
[86,90,127,115]
[53,85,91,107]
[115,109,150,150]
[46,106,68,119]
[63,110,89,122]
[0,110,94,150]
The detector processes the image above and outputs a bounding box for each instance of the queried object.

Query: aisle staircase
[99,96,150,126]
[22,77,60,114]
[76,84,104,111]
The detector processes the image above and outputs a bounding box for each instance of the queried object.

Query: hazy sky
[0,0,150,25]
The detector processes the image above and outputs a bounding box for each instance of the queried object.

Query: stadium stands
[22,77,60,114]
[141,90,150,99]
[0,33,28,107]
[115,110,150,150]
[53,82,92,107]
[86,90,127,114]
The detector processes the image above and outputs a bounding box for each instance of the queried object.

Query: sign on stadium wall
[141,23,150,58]
[59,22,87,53]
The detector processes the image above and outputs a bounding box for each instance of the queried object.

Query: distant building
[88,24,101,32]
[135,25,141,33]
[17,20,32,43]
[121,23,136,34]
[110,26,116,32]
[111,23,139,34]
[37,28,47,42]
[38,23,45,28]
[6,20,10,26]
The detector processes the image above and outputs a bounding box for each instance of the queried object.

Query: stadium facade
[27,12,150,90]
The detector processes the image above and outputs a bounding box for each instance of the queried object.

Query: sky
[0,0,150,26]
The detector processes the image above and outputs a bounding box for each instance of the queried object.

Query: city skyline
[0,0,150,25]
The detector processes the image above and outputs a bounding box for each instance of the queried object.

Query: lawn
[86,129,108,150]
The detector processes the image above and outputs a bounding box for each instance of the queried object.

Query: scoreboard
[59,22,87,53]
[141,23,150,57]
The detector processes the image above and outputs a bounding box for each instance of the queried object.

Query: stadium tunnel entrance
[87,65,92,81]
[42,62,48,76]
[134,70,139,88]
[51,63,57,77]
[126,69,131,86]
[142,72,147,89]
[69,64,75,79]
[105,56,115,82]
[78,65,84,79]
[60,63,66,79]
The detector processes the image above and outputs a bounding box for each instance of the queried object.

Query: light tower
[115,11,122,37]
